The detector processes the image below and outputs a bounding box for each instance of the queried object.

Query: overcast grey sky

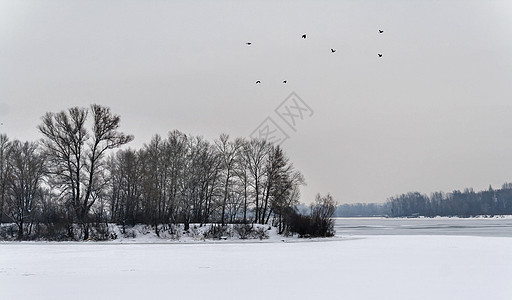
[1,0,512,204]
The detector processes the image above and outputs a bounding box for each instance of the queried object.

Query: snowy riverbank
[1,223,321,244]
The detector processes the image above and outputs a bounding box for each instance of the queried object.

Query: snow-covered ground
[106,223,288,243]
[1,235,511,300]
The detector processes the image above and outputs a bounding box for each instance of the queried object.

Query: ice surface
[334,217,512,237]
[1,235,511,300]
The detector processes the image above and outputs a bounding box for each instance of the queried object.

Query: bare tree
[182,135,220,227]
[107,148,142,232]
[233,140,253,223]
[310,193,336,237]
[198,139,221,225]
[38,105,133,239]
[242,139,270,224]
[163,131,188,227]
[260,145,287,224]
[139,134,165,235]
[215,134,243,225]
[4,140,46,239]
[0,134,10,224]
[267,147,305,231]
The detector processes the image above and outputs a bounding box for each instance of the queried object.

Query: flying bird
[246,42,252,45]
[331,48,336,53]
[378,53,383,57]
[302,34,306,39]
[256,80,261,84]
[283,80,287,84]
[379,30,384,34]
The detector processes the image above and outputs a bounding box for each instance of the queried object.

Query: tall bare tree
[193,138,221,225]
[38,105,133,239]
[0,134,10,224]
[4,140,46,239]
[163,131,189,227]
[107,148,141,231]
[233,140,252,223]
[215,134,243,225]
[242,139,270,223]
[264,146,305,226]
[138,134,164,235]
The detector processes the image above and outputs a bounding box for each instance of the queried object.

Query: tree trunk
[18,219,24,240]
[83,223,89,240]
[243,184,247,224]
[265,207,273,225]
[261,181,272,224]
[221,170,230,226]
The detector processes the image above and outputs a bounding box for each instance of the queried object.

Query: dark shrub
[283,193,336,237]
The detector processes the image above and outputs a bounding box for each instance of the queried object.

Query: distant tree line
[335,185,512,218]
[0,105,337,240]
[387,185,512,217]
[335,203,389,217]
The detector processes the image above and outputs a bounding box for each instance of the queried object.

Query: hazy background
[1,0,512,204]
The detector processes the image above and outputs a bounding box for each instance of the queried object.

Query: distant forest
[0,105,336,241]
[335,203,389,217]
[335,184,512,217]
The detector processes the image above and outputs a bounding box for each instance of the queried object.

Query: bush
[234,224,269,240]
[234,224,252,239]
[0,224,17,241]
[123,228,137,239]
[88,223,110,241]
[203,224,232,240]
[283,193,336,238]
[254,226,269,240]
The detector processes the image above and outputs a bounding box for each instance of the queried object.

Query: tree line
[387,185,512,217]
[335,184,512,218]
[1,104,339,240]
[335,203,388,217]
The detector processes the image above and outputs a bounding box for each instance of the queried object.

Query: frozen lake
[1,218,512,300]
[335,217,512,237]
[2,235,512,300]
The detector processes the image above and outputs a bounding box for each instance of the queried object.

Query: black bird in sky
[256,80,261,84]
[246,42,252,45]
[331,48,336,53]
[379,30,384,34]
[378,53,383,57]
[301,34,306,39]
[283,80,287,84]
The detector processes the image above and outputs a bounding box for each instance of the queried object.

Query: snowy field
[1,234,512,300]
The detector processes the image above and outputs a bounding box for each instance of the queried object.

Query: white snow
[105,223,284,244]
[1,235,511,300]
